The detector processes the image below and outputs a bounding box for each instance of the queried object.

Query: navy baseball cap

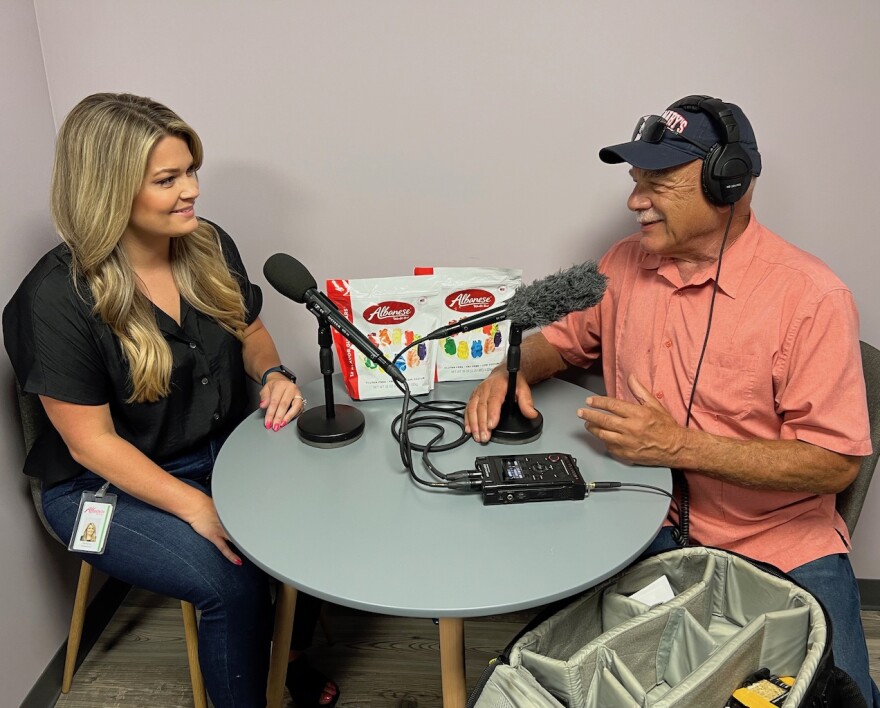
[599,99,762,176]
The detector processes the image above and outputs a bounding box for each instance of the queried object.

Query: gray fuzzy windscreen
[506,261,607,328]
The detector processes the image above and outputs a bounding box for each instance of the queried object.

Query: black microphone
[263,254,407,385]
[424,261,607,339]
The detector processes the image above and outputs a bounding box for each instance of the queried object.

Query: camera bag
[467,547,865,707]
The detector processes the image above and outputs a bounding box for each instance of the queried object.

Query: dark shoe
[285,654,339,707]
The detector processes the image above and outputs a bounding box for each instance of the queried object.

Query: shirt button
[189,342,197,349]
[201,377,209,385]
[212,413,220,420]
[656,391,664,400]
[664,340,672,348]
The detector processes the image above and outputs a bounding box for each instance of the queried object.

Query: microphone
[470,261,606,445]
[263,254,407,385]
[424,261,607,339]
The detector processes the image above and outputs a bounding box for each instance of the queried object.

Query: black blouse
[3,220,262,486]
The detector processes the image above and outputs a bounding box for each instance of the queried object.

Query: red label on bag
[363,301,415,324]
[445,289,496,313]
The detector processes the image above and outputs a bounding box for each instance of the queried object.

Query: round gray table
[212,376,671,707]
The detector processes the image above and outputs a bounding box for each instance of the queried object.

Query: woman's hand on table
[259,374,307,432]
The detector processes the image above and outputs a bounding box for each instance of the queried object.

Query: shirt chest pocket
[690,348,758,421]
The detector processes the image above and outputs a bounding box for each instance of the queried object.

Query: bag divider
[585,647,645,708]
[757,607,811,677]
[656,607,719,688]
[652,620,765,707]
[469,664,566,708]
[510,587,606,664]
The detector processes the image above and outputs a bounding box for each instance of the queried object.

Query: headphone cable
[673,204,735,546]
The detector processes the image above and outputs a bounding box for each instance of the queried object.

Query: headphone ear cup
[702,145,724,205]
[703,143,752,205]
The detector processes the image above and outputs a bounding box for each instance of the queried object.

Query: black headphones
[668,95,753,206]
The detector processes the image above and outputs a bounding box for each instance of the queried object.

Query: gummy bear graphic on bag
[326,276,441,400]
[414,267,521,381]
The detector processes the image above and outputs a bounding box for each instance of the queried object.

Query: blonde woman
[4,93,337,707]
[79,522,97,543]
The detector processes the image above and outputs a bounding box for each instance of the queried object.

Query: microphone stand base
[297,405,365,448]
[490,406,543,445]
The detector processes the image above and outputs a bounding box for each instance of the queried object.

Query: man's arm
[465,332,568,443]
[579,373,860,494]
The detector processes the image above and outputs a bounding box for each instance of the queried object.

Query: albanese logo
[445,289,495,313]
[363,301,415,325]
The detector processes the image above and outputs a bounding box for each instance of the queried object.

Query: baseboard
[859,578,880,611]
[20,578,131,708]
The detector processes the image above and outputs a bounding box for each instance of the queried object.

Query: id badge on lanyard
[68,482,116,554]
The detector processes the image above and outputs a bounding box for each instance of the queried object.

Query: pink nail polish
[265,421,271,430]
[273,423,280,432]
[280,421,287,428]
[234,558,242,566]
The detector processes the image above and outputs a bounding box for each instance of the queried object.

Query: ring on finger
[294,395,308,407]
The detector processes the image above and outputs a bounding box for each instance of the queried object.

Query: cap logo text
[660,110,688,135]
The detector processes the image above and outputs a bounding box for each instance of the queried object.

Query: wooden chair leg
[62,560,93,693]
[267,583,297,708]
[58,559,209,706]
[180,600,207,708]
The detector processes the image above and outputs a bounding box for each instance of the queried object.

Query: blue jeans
[641,527,880,707]
[42,436,320,708]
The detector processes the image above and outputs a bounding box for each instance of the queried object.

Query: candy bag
[326,275,441,400]
[414,267,521,382]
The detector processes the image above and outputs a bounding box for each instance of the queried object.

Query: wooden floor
[54,588,880,707]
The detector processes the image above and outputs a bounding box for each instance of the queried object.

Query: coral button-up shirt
[543,213,871,572]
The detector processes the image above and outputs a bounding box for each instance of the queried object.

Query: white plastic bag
[414,267,521,381]
[326,275,441,400]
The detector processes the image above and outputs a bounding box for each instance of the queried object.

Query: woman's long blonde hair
[51,93,247,403]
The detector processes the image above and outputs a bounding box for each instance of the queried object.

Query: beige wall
[4,0,879,700]
[0,2,85,705]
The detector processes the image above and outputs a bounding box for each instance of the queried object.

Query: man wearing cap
[465,95,878,705]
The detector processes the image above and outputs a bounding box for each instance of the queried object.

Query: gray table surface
[212,376,671,618]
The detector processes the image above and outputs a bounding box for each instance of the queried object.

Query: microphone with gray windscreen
[485,261,607,444]
[423,261,607,340]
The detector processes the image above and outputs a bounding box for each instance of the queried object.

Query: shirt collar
[154,298,193,338]
[638,211,761,298]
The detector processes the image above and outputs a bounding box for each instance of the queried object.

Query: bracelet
[260,365,297,386]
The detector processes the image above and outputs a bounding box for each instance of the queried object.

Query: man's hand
[577,373,688,467]
[465,369,540,443]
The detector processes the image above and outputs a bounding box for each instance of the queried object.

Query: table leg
[267,583,297,708]
[438,617,466,708]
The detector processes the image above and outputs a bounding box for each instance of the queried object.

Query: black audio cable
[389,341,688,502]
[389,352,479,491]
[587,481,680,513]
[672,204,736,547]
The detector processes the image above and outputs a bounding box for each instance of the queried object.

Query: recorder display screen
[502,458,525,480]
